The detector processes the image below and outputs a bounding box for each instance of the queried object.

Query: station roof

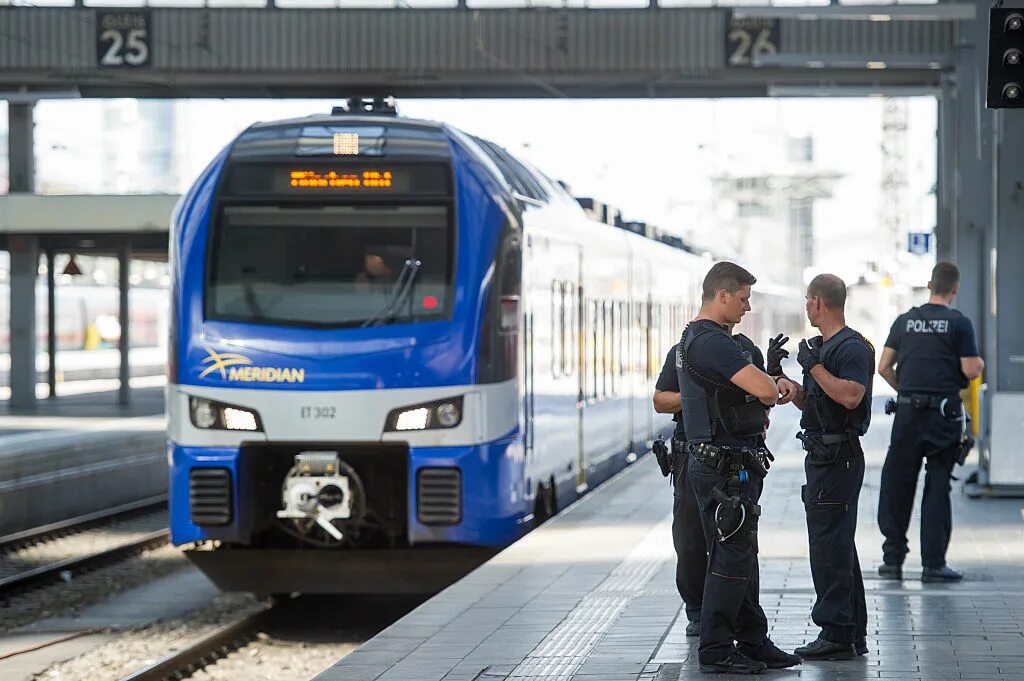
[0,194,177,258]
[0,6,961,99]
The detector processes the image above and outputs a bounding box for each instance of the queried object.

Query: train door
[575,247,586,492]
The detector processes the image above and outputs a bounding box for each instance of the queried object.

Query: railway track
[0,496,169,596]
[117,603,276,681]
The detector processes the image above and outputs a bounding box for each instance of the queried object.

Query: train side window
[563,283,574,378]
[590,300,599,401]
[550,281,562,379]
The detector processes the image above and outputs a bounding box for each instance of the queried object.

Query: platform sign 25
[96,11,152,68]
[726,14,780,67]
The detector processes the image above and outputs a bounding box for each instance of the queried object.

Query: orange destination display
[289,169,393,189]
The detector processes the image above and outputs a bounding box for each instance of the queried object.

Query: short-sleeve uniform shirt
[676,321,764,448]
[799,332,873,434]
[656,332,764,440]
[884,303,979,395]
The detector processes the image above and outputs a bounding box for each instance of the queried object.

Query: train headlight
[395,407,430,431]
[435,401,461,428]
[189,397,263,432]
[191,399,217,429]
[385,396,463,432]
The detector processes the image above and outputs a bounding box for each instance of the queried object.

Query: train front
[167,117,524,594]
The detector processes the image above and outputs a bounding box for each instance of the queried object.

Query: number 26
[729,28,777,66]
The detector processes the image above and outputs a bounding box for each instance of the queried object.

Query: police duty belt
[687,442,771,479]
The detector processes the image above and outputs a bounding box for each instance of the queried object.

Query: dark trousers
[672,450,707,623]
[802,440,867,645]
[878,406,961,569]
[688,455,769,664]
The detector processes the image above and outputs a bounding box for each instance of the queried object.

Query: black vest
[801,326,874,436]
[676,323,767,443]
[895,305,969,395]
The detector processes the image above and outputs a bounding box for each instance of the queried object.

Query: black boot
[685,620,700,637]
[855,637,868,656]
[740,641,801,669]
[922,566,963,583]
[878,564,902,580]
[698,652,767,675]
[794,636,855,661]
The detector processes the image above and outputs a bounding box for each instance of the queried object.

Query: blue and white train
[167,103,800,594]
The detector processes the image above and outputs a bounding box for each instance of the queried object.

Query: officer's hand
[797,338,822,373]
[776,377,799,404]
[766,333,790,376]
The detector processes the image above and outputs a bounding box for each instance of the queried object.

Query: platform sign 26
[726,14,780,67]
[96,11,152,68]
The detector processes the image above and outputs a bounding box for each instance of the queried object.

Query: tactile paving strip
[501,521,667,680]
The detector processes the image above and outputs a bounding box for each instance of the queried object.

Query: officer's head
[928,262,960,299]
[701,262,756,325]
[805,274,846,328]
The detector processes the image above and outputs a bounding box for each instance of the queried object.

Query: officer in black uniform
[876,262,984,582]
[653,326,765,638]
[771,274,873,661]
[676,261,800,675]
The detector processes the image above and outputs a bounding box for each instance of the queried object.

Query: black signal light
[988,9,1024,108]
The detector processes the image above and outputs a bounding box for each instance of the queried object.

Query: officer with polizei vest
[770,274,872,661]
[876,262,984,583]
[676,261,801,675]
[653,324,766,639]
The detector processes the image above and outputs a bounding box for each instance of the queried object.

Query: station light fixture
[988,9,1024,108]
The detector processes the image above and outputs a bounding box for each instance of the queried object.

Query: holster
[653,438,672,478]
[797,431,861,466]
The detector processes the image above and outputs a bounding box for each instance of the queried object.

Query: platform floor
[316,403,1024,681]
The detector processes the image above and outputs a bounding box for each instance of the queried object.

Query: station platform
[0,384,166,536]
[316,403,1024,681]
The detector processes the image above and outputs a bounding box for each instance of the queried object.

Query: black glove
[766,333,790,376]
[797,337,822,373]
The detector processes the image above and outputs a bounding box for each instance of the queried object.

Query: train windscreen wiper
[361,258,421,328]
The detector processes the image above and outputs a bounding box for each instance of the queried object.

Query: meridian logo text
[199,346,305,384]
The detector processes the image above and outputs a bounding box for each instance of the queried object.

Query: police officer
[677,261,800,675]
[772,274,872,661]
[876,262,984,582]
[653,325,765,638]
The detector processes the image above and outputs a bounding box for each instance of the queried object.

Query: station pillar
[7,102,38,409]
[118,244,131,405]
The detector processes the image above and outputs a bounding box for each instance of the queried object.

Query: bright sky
[18,95,937,280]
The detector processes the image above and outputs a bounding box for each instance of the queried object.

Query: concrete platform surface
[0,385,167,536]
[315,403,1024,681]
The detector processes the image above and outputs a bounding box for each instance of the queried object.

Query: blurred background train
[0,283,165,353]
[167,100,802,595]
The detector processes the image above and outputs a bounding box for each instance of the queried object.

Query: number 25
[100,28,149,66]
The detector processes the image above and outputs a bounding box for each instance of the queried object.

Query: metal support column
[992,110,1024,394]
[935,74,957,263]
[950,0,994,345]
[7,102,34,193]
[982,108,1024,490]
[9,236,39,409]
[118,244,131,406]
[46,250,57,399]
[7,102,37,409]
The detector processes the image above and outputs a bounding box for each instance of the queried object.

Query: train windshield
[207,204,452,328]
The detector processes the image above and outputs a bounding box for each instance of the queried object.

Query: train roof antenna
[332,97,399,116]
